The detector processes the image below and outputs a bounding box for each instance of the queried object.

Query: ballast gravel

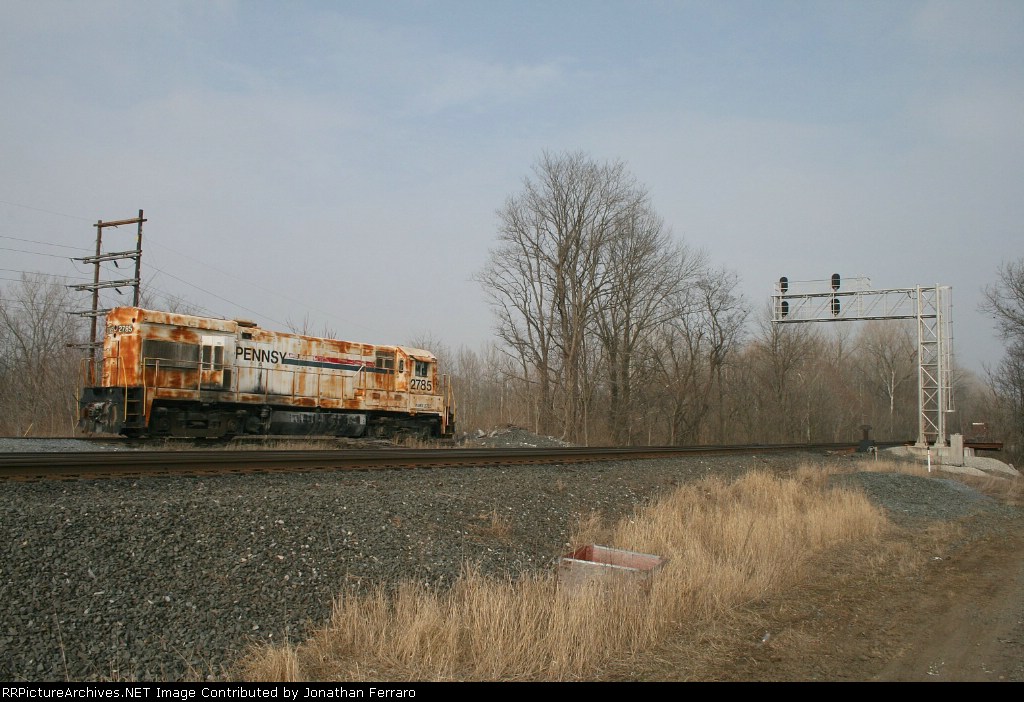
[0,447,1003,682]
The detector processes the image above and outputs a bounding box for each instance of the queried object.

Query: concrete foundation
[884,436,1019,478]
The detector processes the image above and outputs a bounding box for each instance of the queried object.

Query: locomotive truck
[78,307,455,439]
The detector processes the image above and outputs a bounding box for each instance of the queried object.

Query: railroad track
[0,442,905,481]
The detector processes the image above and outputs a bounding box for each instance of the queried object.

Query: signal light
[831,297,840,316]
[831,273,840,291]
[780,300,789,318]
[779,276,789,294]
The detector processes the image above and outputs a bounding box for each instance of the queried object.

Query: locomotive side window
[201,344,224,371]
[375,352,395,371]
[414,360,429,377]
[142,340,199,369]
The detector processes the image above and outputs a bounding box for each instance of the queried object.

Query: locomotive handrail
[142,355,233,394]
[146,357,156,410]
[139,355,338,406]
[115,355,128,421]
[136,354,445,409]
[132,350,449,431]
[75,356,91,416]
[355,365,367,397]
[441,373,456,436]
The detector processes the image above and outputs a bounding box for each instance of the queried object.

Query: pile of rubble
[463,425,574,449]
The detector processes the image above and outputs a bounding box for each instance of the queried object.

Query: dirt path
[871,512,1024,681]
[616,486,1024,682]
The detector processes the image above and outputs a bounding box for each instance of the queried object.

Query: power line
[145,263,289,328]
[0,199,94,222]
[0,234,90,252]
[4,203,380,338]
[0,268,90,281]
[0,245,75,259]
[146,239,373,335]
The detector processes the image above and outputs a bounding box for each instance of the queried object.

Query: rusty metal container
[557,544,665,590]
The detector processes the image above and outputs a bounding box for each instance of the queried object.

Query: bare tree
[592,210,705,444]
[745,311,820,442]
[654,265,747,444]
[980,258,1024,460]
[791,327,865,444]
[696,267,749,442]
[947,365,999,438]
[987,341,1024,458]
[476,151,650,442]
[137,286,206,316]
[856,320,917,438]
[477,151,757,445]
[447,345,485,434]
[0,275,85,435]
[982,259,1024,342]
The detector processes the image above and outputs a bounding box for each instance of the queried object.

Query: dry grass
[970,474,1024,504]
[568,509,609,548]
[468,508,514,541]
[237,463,892,682]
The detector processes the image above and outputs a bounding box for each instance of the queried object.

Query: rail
[0,442,892,481]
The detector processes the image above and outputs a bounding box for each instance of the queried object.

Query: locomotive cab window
[409,358,433,392]
[375,352,395,371]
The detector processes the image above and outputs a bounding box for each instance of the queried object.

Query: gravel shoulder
[0,451,762,681]
[1,436,1021,682]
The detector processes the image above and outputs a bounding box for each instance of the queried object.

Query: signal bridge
[771,274,953,449]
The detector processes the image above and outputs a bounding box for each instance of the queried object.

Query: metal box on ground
[557,544,665,590]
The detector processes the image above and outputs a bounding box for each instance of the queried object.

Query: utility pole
[69,210,146,384]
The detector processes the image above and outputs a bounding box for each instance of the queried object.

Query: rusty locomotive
[78,307,455,439]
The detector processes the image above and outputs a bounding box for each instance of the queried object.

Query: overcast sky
[1,0,1021,373]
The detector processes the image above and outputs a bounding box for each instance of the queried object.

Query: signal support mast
[770,274,954,449]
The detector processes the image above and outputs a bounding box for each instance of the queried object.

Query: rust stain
[152,388,199,400]
[167,327,193,342]
[89,305,454,434]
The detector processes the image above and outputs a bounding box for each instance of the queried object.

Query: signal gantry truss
[771,276,954,448]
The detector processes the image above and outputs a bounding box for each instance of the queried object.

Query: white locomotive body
[78,307,455,439]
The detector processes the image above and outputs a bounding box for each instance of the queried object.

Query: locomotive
[78,307,455,439]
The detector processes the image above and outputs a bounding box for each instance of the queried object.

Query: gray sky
[1,0,1021,373]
